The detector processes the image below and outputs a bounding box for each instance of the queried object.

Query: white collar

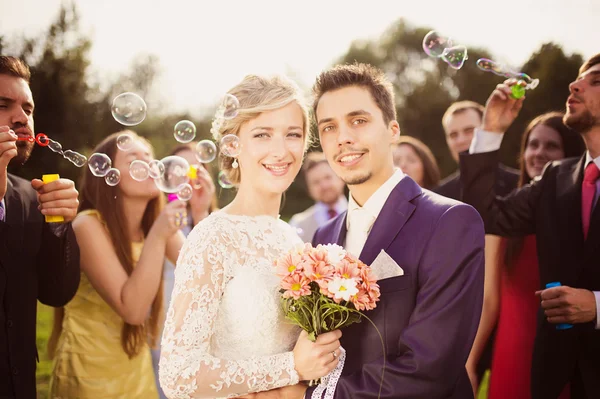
[584,151,600,170]
[346,168,405,228]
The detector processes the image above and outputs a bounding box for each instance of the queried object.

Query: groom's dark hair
[312,62,396,124]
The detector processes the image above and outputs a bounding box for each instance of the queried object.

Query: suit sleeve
[307,204,485,399]
[459,150,544,236]
[36,222,80,307]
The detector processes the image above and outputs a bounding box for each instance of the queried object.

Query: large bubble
[153,155,190,193]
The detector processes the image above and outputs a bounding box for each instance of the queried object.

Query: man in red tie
[290,152,347,242]
[459,53,600,399]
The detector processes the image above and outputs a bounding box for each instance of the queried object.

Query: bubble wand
[476,58,539,99]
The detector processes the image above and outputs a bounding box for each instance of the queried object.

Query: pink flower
[303,248,334,284]
[350,289,372,311]
[275,251,304,278]
[335,258,361,280]
[281,273,311,299]
[360,266,378,288]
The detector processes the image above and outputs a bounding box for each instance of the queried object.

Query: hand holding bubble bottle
[476,58,539,99]
[544,282,574,330]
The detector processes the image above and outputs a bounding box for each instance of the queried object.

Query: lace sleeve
[158,219,300,399]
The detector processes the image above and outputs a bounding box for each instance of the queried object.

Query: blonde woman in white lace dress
[159,75,342,399]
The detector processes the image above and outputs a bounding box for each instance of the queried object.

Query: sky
[1,0,598,117]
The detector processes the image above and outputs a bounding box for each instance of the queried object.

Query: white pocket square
[369,249,404,280]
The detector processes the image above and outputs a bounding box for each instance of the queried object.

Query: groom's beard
[344,171,372,186]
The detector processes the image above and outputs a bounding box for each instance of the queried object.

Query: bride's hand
[293,329,342,381]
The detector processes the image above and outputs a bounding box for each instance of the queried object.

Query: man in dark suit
[0,56,80,399]
[459,53,600,399]
[435,100,519,200]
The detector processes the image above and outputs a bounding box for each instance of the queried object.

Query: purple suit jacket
[306,177,485,399]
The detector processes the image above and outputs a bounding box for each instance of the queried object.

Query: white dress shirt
[345,168,405,258]
[0,198,5,221]
[470,128,600,329]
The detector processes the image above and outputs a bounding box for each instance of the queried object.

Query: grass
[36,303,53,399]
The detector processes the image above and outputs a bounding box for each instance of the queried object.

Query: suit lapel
[332,211,348,247]
[359,177,420,266]
[0,177,25,271]
[556,156,585,279]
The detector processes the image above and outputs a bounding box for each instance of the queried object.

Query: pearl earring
[232,158,238,169]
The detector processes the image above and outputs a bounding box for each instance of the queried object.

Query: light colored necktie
[582,162,600,240]
[346,207,375,258]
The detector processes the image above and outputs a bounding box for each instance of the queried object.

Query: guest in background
[392,135,440,189]
[150,142,217,399]
[482,113,584,399]
[289,151,346,242]
[47,131,186,398]
[435,100,519,199]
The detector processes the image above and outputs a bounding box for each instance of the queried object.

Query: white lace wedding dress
[159,212,303,399]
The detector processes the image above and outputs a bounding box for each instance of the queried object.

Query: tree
[6,2,99,182]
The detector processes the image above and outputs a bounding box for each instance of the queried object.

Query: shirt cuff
[594,291,600,330]
[469,128,505,154]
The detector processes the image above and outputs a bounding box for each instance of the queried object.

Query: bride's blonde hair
[212,75,313,185]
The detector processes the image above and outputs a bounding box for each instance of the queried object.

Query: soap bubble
[47,139,63,154]
[88,153,112,177]
[111,92,147,126]
[217,170,234,189]
[129,160,150,181]
[117,133,134,151]
[220,134,241,157]
[176,183,193,201]
[476,58,506,76]
[174,120,197,143]
[441,45,468,69]
[153,155,190,193]
[195,140,217,163]
[422,31,452,58]
[148,160,165,179]
[105,168,121,186]
[222,94,240,119]
[63,150,87,167]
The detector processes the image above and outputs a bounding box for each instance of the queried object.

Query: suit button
[6,320,13,328]
[12,366,18,375]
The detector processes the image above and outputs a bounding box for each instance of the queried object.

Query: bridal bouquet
[275,243,383,395]
[276,243,381,340]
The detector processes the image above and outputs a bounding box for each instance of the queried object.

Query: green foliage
[281,282,364,340]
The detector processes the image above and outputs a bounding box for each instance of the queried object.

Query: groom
[304,63,485,399]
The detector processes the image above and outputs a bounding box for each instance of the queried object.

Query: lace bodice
[159,212,303,398]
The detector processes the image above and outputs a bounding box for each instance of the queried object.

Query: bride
[159,74,342,398]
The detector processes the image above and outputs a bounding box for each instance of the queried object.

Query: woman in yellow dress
[47,131,186,398]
